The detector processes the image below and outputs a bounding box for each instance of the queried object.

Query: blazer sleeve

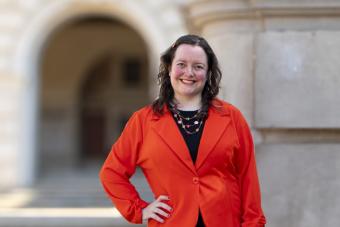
[232,108,266,227]
[99,111,149,224]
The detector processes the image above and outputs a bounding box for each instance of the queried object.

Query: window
[123,58,141,86]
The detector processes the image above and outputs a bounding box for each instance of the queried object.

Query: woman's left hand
[142,195,172,223]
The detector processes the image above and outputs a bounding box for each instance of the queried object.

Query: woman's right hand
[142,195,172,223]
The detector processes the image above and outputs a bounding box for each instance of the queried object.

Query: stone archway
[39,16,150,173]
[13,0,188,186]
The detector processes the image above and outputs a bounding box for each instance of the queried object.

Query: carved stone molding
[187,0,340,30]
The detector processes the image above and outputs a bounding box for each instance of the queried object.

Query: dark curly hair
[152,34,222,116]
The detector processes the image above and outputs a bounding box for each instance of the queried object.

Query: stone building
[0,0,339,226]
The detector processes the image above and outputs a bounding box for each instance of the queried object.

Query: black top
[172,109,206,227]
[173,110,205,163]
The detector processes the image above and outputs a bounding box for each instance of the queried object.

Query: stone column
[0,1,36,188]
[187,0,340,226]
[187,0,263,126]
[0,72,22,188]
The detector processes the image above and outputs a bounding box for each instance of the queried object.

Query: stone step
[0,166,152,226]
[0,166,154,208]
[0,208,146,227]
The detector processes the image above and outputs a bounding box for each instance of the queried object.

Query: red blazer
[100,100,266,227]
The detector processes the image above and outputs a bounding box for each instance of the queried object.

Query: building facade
[1,0,340,226]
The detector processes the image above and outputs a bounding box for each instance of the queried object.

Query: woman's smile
[169,44,208,101]
[180,78,196,84]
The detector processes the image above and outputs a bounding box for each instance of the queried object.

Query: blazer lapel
[195,107,231,170]
[151,108,197,175]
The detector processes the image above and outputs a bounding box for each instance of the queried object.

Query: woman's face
[169,44,208,101]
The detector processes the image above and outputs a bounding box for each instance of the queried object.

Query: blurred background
[0,0,340,226]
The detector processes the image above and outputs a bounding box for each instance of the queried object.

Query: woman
[99,34,266,226]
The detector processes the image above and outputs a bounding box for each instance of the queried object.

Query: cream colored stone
[0,56,9,71]
[0,145,17,187]
[0,11,24,29]
[264,17,340,31]
[255,31,340,128]
[257,144,340,227]
[207,33,255,125]
[254,0,340,8]
[201,19,262,36]
[0,34,13,50]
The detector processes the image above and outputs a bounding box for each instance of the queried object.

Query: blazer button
[192,177,199,184]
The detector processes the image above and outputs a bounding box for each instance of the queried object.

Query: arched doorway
[39,16,149,174]
[13,0,188,187]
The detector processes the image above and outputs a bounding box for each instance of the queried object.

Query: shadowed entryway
[39,16,150,172]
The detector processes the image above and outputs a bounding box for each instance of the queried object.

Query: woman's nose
[185,67,194,77]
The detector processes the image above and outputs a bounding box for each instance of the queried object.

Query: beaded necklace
[169,104,205,135]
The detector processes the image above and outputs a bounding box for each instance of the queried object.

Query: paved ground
[0,164,153,227]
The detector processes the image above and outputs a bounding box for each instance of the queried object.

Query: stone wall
[0,0,188,187]
[1,0,340,226]
[0,0,30,188]
[187,0,340,226]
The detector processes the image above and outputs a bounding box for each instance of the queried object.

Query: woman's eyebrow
[175,59,206,65]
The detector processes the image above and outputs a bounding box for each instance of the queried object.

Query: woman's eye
[177,63,185,67]
[195,65,204,70]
